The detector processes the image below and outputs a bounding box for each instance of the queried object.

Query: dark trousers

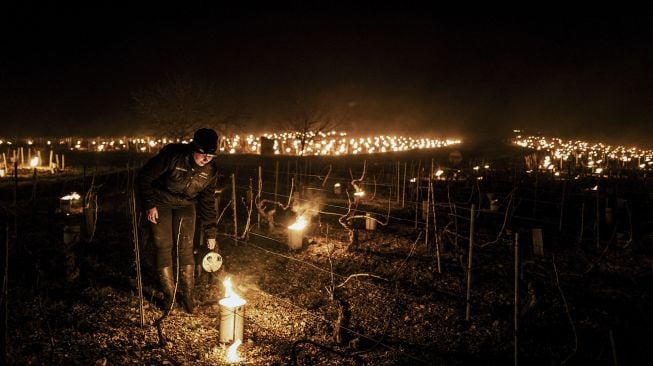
[149,205,196,268]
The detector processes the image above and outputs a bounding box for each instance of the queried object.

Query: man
[138,128,219,314]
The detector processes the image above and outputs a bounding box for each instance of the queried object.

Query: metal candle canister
[219,297,246,343]
[421,200,429,221]
[333,182,342,195]
[288,228,304,250]
[287,216,307,250]
[365,212,376,231]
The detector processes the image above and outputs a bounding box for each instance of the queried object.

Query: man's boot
[158,266,175,311]
[180,265,197,314]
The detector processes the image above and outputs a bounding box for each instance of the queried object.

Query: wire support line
[246,285,433,365]
[246,187,484,226]
[244,232,396,294]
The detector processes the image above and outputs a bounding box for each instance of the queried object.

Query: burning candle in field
[333,182,341,195]
[60,192,82,214]
[288,215,307,250]
[30,156,39,168]
[288,215,307,231]
[219,277,246,345]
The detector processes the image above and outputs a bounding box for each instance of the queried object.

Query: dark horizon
[2,4,653,147]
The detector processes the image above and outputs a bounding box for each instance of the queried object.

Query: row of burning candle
[1,132,461,156]
[0,148,67,178]
[512,132,653,171]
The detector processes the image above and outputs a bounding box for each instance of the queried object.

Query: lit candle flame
[226,339,242,363]
[221,277,246,308]
[61,192,81,201]
[288,215,307,231]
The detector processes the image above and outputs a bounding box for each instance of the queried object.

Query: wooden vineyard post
[559,179,566,232]
[13,160,18,207]
[231,173,238,240]
[295,158,299,188]
[3,222,8,357]
[274,160,279,204]
[465,204,476,321]
[532,172,538,218]
[287,160,291,194]
[609,328,618,366]
[402,161,407,208]
[514,232,520,366]
[425,160,431,251]
[596,188,600,249]
[414,160,421,229]
[257,166,262,228]
[532,228,544,257]
[454,203,458,250]
[431,163,441,273]
[578,202,585,244]
[396,160,401,203]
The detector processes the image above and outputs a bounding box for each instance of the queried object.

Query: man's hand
[207,238,217,251]
[147,207,159,224]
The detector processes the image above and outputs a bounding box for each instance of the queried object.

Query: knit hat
[191,128,218,156]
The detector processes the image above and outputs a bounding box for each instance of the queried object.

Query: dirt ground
[3,145,653,365]
[5,190,653,365]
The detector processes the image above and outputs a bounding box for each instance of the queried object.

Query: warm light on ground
[225,339,242,363]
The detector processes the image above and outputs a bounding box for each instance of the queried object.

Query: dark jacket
[138,143,218,239]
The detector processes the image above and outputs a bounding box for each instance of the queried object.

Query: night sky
[2,4,653,146]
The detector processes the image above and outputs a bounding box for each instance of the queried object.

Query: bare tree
[283,88,349,156]
[132,73,244,140]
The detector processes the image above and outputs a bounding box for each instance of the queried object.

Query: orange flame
[220,277,246,308]
[288,215,307,231]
